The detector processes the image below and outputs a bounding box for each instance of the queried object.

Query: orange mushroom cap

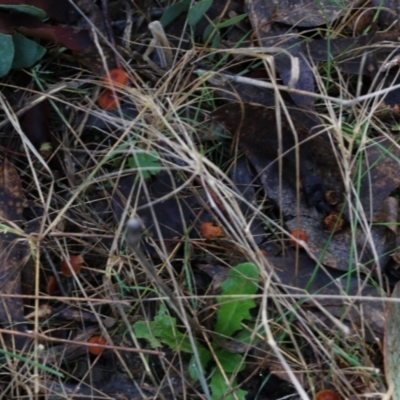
[315,390,341,400]
[98,89,120,110]
[87,335,107,356]
[200,222,222,240]
[289,229,308,248]
[104,68,129,88]
[60,255,84,277]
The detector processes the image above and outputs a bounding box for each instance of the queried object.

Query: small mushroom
[104,68,129,88]
[289,229,308,249]
[87,335,107,356]
[98,90,120,110]
[200,222,222,240]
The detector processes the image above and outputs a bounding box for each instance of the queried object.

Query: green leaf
[215,349,245,373]
[12,33,46,69]
[234,323,265,345]
[215,262,259,336]
[189,346,212,380]
[188,0,213,26]
[133,305,196,352]
[160,0,190,27]
[152,308,193,352]
[214,14,247,29]
[128,150,161,179]
[0,33,14,77]
[133,321,162,348]
[210,370,247,400]
[210,30,220,49]
[203,14,247,43]
[133,305,191,351]
[0,5,46,19]
[202,23,220,52]
[134,305,211,382]
[202,22,214,43]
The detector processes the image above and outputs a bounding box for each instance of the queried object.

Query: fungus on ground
[104,68,129,88]
[289,229,308,249]
[98,89,120,110]
[315,390,341,400]
[60,255,84,277]
[87,335,107,356]
[200,222,222,240]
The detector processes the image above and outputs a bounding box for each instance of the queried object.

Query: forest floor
[0,0,399,399]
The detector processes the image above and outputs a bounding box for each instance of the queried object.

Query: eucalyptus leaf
[160,0,190,27]
[0,33,14,77]
[188,0,213,26]
[211,30,220,49]
[0,5,46,19]
[12,33,46,69]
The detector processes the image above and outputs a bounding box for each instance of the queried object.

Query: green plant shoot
[128,150,161,179]
[215,262,259,336]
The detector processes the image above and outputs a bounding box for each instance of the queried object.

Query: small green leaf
[210,370,247,400]
[128,150,161,179]
[134,305,211,382]
[133,321,162,348]
[189,346,212,381]
[133,305,197,352]
[202,23,220,54]
[211,30,221,49]
[133,305,190,351]
[0,33,14,77]
[202,22,214,43]
[215,349,245,373]
[234,323,265,345]
[214,14,247,29]
[188,0,213,26]
[215,262,259,336]
[152,308,193,352]
[0,5,46,19]
[203,14,247,43]
[160,0,190,27]
[12,33,46,69]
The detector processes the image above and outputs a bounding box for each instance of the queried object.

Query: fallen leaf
[384,281,400,398]
[229,158,265,244]
[245,1,315,110]
[213,103,398,272]
[0,0,75,22]
[0,1,116,74]
[264,0,363,27]
[357,138,400,221]
[269,256,386,339]
[305,30,400,77]
[213,103,342,217]
[12,12,92,52]
[0,159,29,349]
[371,0,397,28]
